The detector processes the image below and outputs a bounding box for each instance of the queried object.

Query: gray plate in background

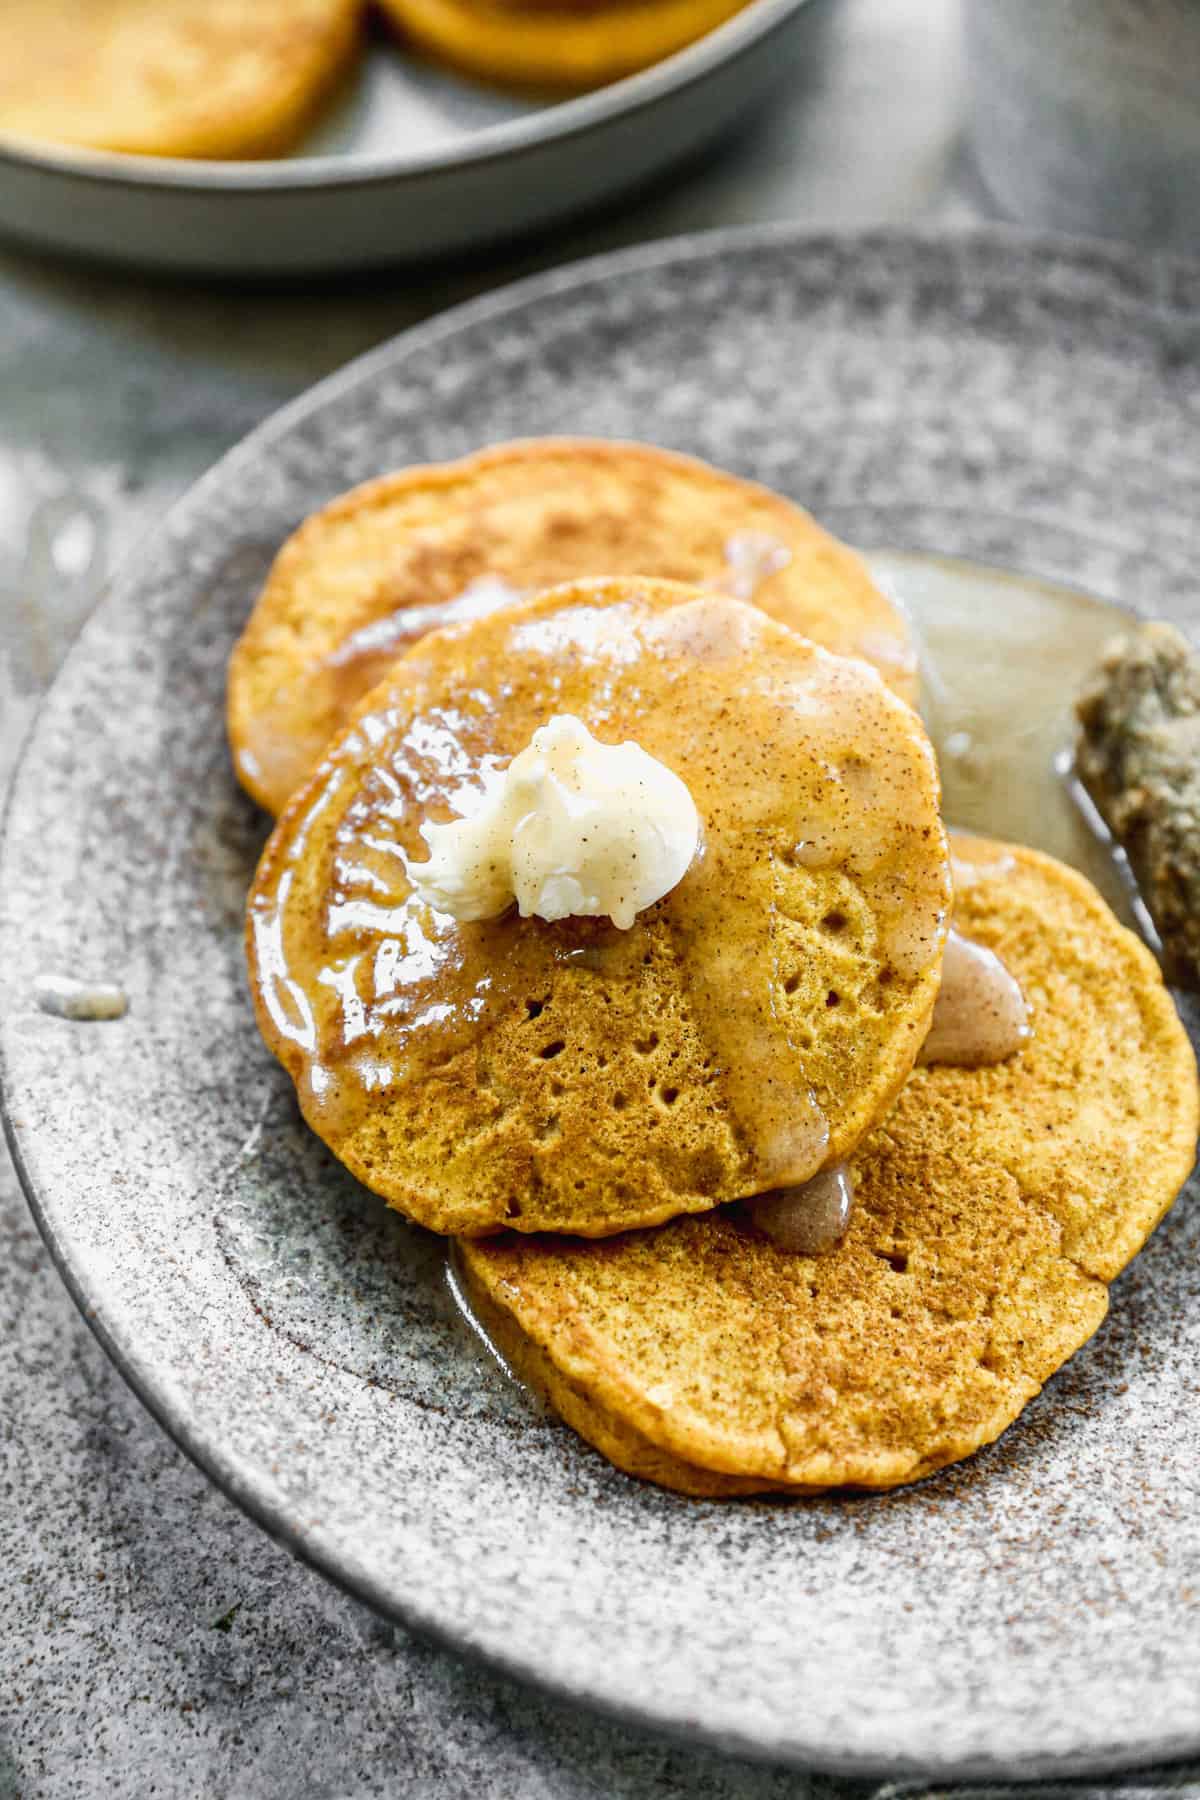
[3,227,1200,1778]
[0,0,821,276]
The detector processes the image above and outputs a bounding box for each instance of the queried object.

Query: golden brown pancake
[0,0,360,160]
[461,836,1200,1494]
[227,439,917,816]
[377,0,754,90]
[247,577,950,1238]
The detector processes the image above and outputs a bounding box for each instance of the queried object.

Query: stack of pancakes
[231,437,1199,1496]
[0,0,753,160]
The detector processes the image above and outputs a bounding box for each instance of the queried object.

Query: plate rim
[5,221,1200,1781]
[0,0,810,194]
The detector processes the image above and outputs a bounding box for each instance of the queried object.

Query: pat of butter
[406,714,700,930]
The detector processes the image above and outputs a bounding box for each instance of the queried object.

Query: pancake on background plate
[377,0,755,89]
[461,837,1200,1494]
[246,577,950,1238]
[0,0,360,159]
[228,439,916,816]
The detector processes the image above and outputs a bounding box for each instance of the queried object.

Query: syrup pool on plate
[867,549,1142,932]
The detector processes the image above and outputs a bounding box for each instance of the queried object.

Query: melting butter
[406,714,700,930]
[746,1163,854,1255]
[919,928,1031,1067]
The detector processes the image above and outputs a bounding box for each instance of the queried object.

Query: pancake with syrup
[227,439,917,816]
[246,577,950,1237]
[460,836,1200,1493]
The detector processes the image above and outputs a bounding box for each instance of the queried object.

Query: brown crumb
[1076,622,1200,987]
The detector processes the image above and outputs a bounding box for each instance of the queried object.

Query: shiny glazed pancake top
[227,438,917,816]
[246,577,951,1238]
[461,837,1200,1494]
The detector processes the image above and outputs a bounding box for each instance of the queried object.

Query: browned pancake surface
[0,0,360,159]
[228,439,916,816]
[463,837,1200,1492]
[246,578,949,1237]
[377,0,755,90]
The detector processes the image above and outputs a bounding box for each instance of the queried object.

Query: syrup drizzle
[919,926,1031,1067]
[745,1162,854,1255]
[250,592,948,1194]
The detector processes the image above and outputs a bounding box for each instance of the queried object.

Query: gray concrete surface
[0,4,986,1794]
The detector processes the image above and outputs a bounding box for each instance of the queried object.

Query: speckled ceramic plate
[0,0,820,275]
[4,228,1200,1779]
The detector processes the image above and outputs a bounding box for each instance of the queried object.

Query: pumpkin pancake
[377,0,754,90]
[460,836,1200,1493]
[227,439,917,816]
[246,577,950,1237]
[0,0,360,160]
